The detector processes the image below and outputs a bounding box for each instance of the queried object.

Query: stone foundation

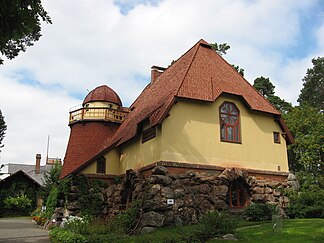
[58,165,297,232]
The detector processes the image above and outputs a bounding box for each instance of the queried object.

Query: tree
[284,104,324,175]
[210,42,244,76]
[253,77,292,114]
[41,162,62,203]
[298,57,324,110]
[0,0,52,64]
[0,109,7,153]
[210,42,231,56]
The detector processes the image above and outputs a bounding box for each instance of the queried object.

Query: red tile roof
[83,85,122,106]
[64,39,293,178]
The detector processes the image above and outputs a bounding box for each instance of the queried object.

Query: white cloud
[0,0,323,165]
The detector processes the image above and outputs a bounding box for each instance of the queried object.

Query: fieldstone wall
[60,166,297,232]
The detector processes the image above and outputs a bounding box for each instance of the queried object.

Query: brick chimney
[35,154,41,174]
[151,66,166,84]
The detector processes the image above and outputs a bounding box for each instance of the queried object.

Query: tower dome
[83,85,122,106]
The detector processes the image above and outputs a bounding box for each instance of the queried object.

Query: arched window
[220,102,241,143]
[226,179,250,208]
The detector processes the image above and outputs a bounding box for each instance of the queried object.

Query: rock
[174,188,185,198]
[141,211,166,227]
[185,170,197,177]
[55,207,64,214]
[140,226,157,234]
[152,166,168,175]
[149,175,172,186]
[69,186,79,193]
[213,199,228,209]
[252,186,264,194]
[67,192,79,201]
[264,187,273,194]
[198,184,211,194]
[288,173,297,181]
[212,185,228,197]
[161,187,174,198]
[222,234,237,240]
[251,193,265,202]
[289,181,300,191]
[264,194,275,203]
[273,189,281,197]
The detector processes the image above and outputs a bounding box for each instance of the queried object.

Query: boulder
[149,175,172,186]
[141,211,166,227]
[161,187,174,198]
[252,186,264,194]
[152,166,168,175]
[212,185,228,197]
[140,226,157,234]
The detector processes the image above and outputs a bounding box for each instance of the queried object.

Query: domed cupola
[83,85,122,107]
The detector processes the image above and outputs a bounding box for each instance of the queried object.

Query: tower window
[220,102,241,143]
[97,157,106,174]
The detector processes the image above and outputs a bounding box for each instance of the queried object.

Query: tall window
[97,157,106,174]
[220,102,241,143]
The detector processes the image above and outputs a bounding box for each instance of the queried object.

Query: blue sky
[0,0,323,167]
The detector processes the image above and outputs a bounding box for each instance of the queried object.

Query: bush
[244,203,277,221]
[63,216,90,235]
[108,200,141,234]
[49,227,86,243]
[286,189,324,218]
[200,211,239,239]
[4,195,32,215]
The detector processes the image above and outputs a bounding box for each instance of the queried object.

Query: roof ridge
[175,40,202,96]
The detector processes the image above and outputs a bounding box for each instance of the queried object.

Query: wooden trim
[142,126,156,143]
[219,101,241,143]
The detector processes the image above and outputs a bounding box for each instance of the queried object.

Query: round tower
[61,85,127,179]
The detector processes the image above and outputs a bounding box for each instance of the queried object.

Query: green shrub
[244,203,277,221]
[200,211,239,240]
[286,189,324,218]
[49,227,86,243]
[64,216,90,235]
[44,186,59,219]
[109,200,141,234]
[4,195,32,215]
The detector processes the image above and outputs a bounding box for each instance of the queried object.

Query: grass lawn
[208,218,324,243]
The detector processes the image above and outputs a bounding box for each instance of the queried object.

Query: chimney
[35,154,41,174]
[151,66,166,84]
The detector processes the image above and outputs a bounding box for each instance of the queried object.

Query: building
[61,39,293,210]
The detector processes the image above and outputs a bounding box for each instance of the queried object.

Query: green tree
[298,57,324,110]
[284,104,324,174]
[0,109,7,153]
[41,162,62,203]
[253,77,292,114]
[210,42,230,56]
[0,0,52,64]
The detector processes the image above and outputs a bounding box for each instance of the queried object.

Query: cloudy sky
[0,0,323,167]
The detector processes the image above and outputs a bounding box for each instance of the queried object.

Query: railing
[69,107,128,124]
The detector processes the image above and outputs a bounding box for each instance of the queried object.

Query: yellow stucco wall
[80,149,120,175]
[119,126,162,172]
[160,95,288,172]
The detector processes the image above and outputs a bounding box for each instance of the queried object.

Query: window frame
[96,156,106,174]
[142,126,157,143]
[273,132,280,143]
[219,102,241,143]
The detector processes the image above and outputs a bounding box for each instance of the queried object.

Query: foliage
[253,76,292,114]
[32,215,47,226]
[285,172,324,219]
[72,175,107,217]
[200,211,239,238]
[41,162,62,203]
[45,186,59,218]
[284,104,324,174]
[0,109,7,153]
[49,227,87,243]
[298,57,324,110]
[210,42,231,56]
[244,202,277,221]
[232,64,245,77]
[0,0,52,64]
[63,216,90,235]
[4,195,32,215]
[108,200,141,234]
